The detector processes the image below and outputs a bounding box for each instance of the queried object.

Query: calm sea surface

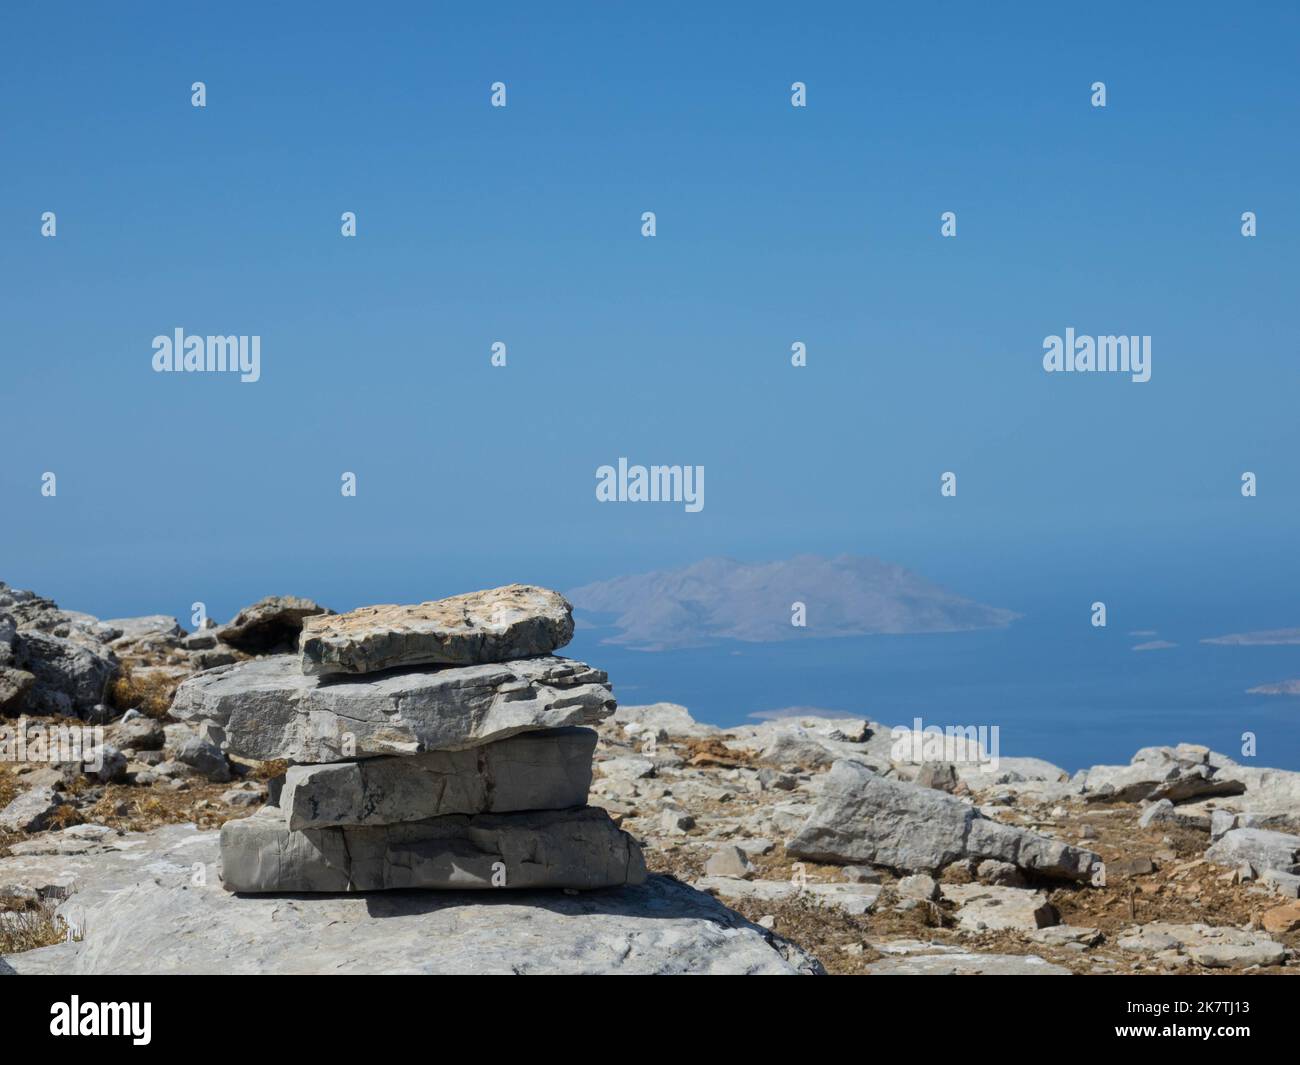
[568,612,1300,773]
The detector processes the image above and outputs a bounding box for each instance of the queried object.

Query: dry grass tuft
[250,759,288,781]
[108,665,176,718]
[81,780,248,833]
[0,767,17,811]
[43,802,83,831]
[0,898,82,955]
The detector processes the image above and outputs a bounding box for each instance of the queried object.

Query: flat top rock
[0,824,821,975]
[170,653,615,762]
[300,585,573,676]
[939,884,1055,931]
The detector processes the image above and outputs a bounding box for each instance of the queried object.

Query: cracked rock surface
[299,585,574,676]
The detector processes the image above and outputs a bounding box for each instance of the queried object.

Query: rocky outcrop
[1081,744,1245,804]
[724,715,884,771]
[216,595,332,654]
[613,702,721,740]
[0,667,35,714]
[0,581,326,718]
[0,584,120,717]
[170,653,616,762]
[10,631,116,718]
[0,582,117,645]
[0,824,820,974]
[787,760,1099,880]
[299,585,573,676]
[1199,767,1300,831]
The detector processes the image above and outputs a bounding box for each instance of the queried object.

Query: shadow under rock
[239,873,765,930]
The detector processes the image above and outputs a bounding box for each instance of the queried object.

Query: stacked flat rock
[170,585,646,894]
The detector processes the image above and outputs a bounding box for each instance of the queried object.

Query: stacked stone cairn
[169,585,646,893]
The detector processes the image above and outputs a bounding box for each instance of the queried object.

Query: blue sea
[568,614,1300,773]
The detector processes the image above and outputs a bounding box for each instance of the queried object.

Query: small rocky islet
[1,580,1298,975]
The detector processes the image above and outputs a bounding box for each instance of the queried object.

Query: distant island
[1202,627,1300,646]
[567,554,1019,651]
[1247,679,1300,696]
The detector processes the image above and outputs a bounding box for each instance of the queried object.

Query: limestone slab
[939,883,1056,931]
[281,727,596,828]
[220,804,645,893]
[299,585,573,676]
[787,759,1099,880]
[169,653,615,762]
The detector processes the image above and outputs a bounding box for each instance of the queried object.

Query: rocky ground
[2,579,1299,975]
[589,706,1300,974]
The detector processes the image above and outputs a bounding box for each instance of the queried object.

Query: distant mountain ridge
[567,554,1019,651]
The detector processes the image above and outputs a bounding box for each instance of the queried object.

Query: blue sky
[2,1,1298,627]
